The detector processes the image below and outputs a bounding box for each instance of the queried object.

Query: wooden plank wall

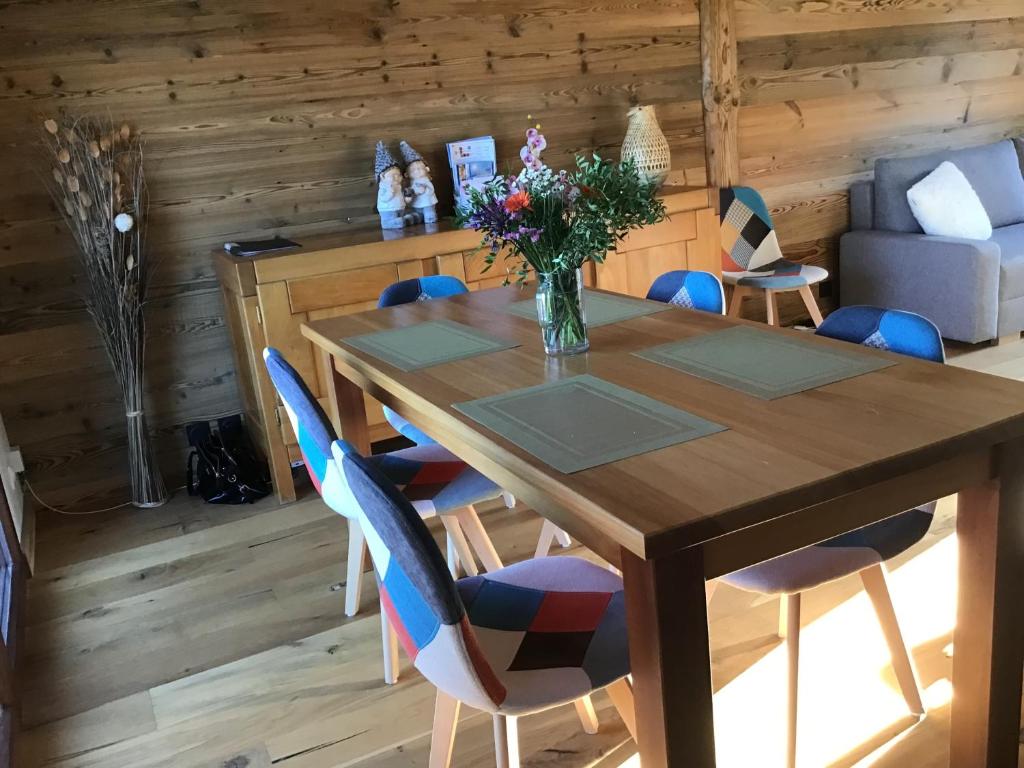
[734,2,1024,324]
[0,1,707,507]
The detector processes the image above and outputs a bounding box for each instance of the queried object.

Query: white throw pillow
[906,161,992,240]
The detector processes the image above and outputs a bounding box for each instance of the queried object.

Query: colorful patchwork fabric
[816,306,944,363]
[722,502,936,594]
[646,269,725,314]
[262,347,498,520]
[719,186,828,289]
[378,276,471,445]
[456,557,629,714]
[721,306,944,595]
[335,441,630,715]
[723,261,829,289]
[378,275,469,309]
[366,444,501,516]
[720,186,785,273]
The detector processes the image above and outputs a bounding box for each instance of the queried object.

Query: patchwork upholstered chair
[263,347,507,683]
[717,306,943,768]
[378,276,572,561]
[331,438,637,768]
[720,186,828,327]
[646,269,725,314]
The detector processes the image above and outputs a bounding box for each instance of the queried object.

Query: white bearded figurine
[400,140,438,223]
[375,142,411,230]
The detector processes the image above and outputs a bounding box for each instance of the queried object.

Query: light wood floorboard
[16,338,1024,767]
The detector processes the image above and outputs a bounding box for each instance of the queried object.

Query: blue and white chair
[718,306,943,768]
[646,269,725,314]
[331,438,637,767]
[720,186,828,327]
[378,276,572,560]
[263,347,507,683]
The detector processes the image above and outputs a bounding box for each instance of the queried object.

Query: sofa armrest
[839,230,1001,343]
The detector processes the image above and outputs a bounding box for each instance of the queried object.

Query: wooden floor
[16,338,1024,768]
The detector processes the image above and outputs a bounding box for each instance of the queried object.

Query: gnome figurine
[375,141,411,230]
[400,140,438,223]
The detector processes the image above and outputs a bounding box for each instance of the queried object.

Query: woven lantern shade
[620,105,671,187]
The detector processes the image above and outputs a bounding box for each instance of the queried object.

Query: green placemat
[507,290,671,327]
[343,320,520,371]
[454,374,726,473]
[634,325,895,400]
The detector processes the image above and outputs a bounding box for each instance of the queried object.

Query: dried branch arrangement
[41,114,167,507]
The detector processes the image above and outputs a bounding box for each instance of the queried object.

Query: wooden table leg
[622,546,716,767]
[950,439,1024,767]
[320,349,370,454]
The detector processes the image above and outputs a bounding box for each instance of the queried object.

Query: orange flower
[503,190,532,213]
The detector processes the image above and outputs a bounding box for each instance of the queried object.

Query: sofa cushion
[992,223,1024,300]
[875,140,1024,233]
[906,161,992,240]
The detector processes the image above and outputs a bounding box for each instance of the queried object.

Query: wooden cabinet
[216,187,719,502]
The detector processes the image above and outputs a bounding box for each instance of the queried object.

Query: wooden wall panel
[736,7,1024,325]
[0,0,707,505]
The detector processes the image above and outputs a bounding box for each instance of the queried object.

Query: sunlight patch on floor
[600,533,959,768]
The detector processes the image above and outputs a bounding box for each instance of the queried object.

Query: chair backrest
[331,439,506,711]
[262,347,340,498]
[719,186,784,273]
[378,276,469,308]
[816,306,945,363]
[646,270,725,314]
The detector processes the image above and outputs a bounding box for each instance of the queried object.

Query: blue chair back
[646,270,725,314]
[378,276,469,308]
[331,439,507,711]
[816,306,944,363]
[263,347,337,494]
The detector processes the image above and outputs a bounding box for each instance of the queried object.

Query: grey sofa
[840,139,1024,343]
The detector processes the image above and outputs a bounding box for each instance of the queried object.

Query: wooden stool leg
[493,715,520,768]
[345,518,367,617]
[798,285,824,327]
[786,592,802,768]
[766,289,780,326]
[381,606,400,685]
[574,695,600,734]
[860,563,925,715]
[459,505,504,572]
[728,285,746,317]
[606,677,638,742]
[534,519,558,558]
[429,690,461,768]
[441,515,478,577]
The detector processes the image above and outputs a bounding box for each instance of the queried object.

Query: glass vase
[536,268,589,356]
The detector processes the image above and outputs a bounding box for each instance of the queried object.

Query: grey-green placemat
[506,290,671,327]
[453,374,726,474]
[343,319,520,372]
[634,325,895,400]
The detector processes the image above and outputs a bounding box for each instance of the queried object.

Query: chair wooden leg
[574,695,600,734]
[778,593,789,639]
[501,491,516,509]
[860,563,925,715]
[606,677,638,742]
[534,519,558,558]
[345,517,367,617]
[785,592,801,768]
[797,285,824,327]
[381,605,400,685]
[493,714,520,768]
[429,690,461,768]
[459,505,504,572]
[440,515,479,577]
[766,289,780,326]
[445,533,459,578]
[554,527,572,548]
[728,285,746,317]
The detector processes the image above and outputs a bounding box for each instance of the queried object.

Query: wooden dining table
[302,285,1024,768]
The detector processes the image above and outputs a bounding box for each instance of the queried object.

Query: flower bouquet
[457,123,667,355]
